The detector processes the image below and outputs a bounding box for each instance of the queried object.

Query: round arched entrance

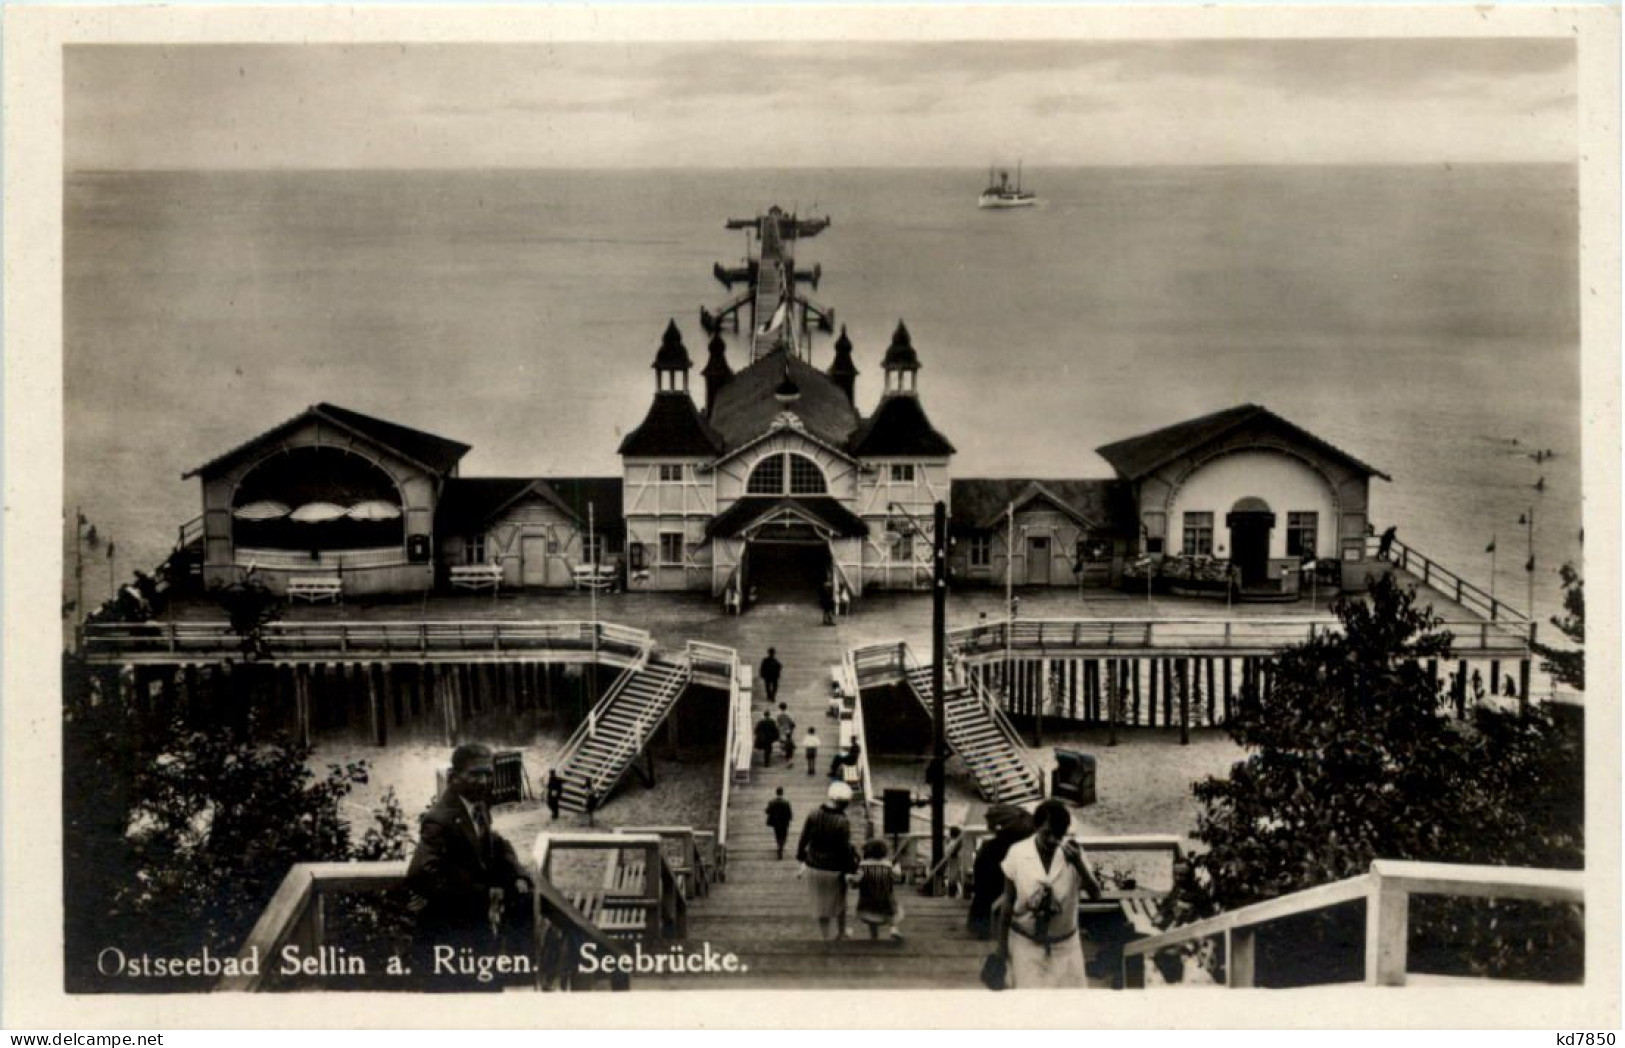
[1225,496,1276,587]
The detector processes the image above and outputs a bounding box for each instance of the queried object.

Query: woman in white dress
[994,799,1103,989]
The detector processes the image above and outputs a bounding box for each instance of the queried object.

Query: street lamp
[891,500,948,883]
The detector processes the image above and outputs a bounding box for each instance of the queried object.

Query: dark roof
[705,496,868,540]
[437,478,554,534]
[652,320,693,371]
[438,476,625,535]
[849,394,956,457]
[827,326,859,379]
[185,402,471,479]
[880,321,921,371]
[618,392,725,457]
[1094,404,1389,482]
[545,477,625,532]
[950,478,1136,536]
[707,348,862,451]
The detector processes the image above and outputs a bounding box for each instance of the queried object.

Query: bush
[1162,574,1584,984]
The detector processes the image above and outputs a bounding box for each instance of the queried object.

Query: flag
[1485,537,1496,554]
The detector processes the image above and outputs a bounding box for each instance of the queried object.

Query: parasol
[346,500,402,520]
[232,500,290,521]
[288,501,347,523]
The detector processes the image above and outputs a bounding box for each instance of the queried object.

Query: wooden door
[1026,536,1050,585]
[521,535,552,587]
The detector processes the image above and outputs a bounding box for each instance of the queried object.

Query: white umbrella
[232,500,290,521]
[347,500,402,521]
[289,501,347,523]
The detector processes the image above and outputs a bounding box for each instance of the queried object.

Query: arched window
[747,452,827,496]
[788,454,827,495]
[746,455,785,495]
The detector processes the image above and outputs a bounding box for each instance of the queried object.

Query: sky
[65,38,1577,170]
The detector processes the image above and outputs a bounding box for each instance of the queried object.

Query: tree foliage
[1162,573,1584,985]
[63,653,413,991]
[1532,562,1584,691]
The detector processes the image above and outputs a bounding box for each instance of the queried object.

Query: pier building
[175,208,1388,608]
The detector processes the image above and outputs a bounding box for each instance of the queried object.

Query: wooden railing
[177,514,204,550]
[235,546,406,572]
[533,831,688,980]
[615,826,713,900]
[1371,534,1531,633]
[82,618,656,664]
[576,658,692,799]
[947,616,1530,658]
[849,640,910,687]
[846,667,878,813]
[1123,859,1584,989]
[685,639,739,690]
[218,856,634,992]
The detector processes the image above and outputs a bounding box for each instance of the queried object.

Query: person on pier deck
[405,743,532,991]
[797,781,857,941]
[765,788,794,860]
[995,799,1102,989]
[754,710,781,768]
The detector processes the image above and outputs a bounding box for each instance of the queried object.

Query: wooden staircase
[900,658,1045,805]
[554,653,693,813]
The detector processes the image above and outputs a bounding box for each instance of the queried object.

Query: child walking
[850,838,904,941]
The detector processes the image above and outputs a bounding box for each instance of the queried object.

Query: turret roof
[652,319,693,371]
[849,394,956,457]
[618,392,724,457]
[880,321,921,371]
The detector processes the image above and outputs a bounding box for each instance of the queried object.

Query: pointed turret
[652,319,693,394]
[620,321,722,457]
[701,331,733,418]
[881,320,921,395]
[850,319,954,457]
[827,325,859,405]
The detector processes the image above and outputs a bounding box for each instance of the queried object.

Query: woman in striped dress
[797,781,856,941]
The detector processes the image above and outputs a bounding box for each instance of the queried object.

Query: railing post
[1455,578,1464,604]
[167,622,178,654]
[1226,928,1256,988]
[1364,874,1409,986]
[1223,621,1231,649]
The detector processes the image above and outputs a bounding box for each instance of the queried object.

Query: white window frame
[582,534,604,566]
[464,534,487,565]
[889,463,916,484]
[659,531,685,565]
[747,452,828,496]
[969,534,992,568]
[658,463,684,483]
[1287,511,1319,558]
[1182,512,1214,557]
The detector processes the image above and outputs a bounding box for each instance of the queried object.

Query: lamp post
[891,499,948,884]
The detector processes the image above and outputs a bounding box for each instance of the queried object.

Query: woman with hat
[994,799,1103,988]
[796,780,858,941]
[968,803,1033,940]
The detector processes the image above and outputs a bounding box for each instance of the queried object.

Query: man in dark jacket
[754,710,781,767]
[759,648,783,703]
[405,743,532,990]
[765,788,794,859]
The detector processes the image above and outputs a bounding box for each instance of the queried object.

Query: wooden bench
[572,564,618,591]
[450,563,503,592]
[287,576,342,603]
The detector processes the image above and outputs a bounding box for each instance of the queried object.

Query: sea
[63,165,1583,627]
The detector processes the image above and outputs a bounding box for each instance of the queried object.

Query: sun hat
[827,781,854,803]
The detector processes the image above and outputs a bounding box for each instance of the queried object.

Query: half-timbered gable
[948,479,1134,589]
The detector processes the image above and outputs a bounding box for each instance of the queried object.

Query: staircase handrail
[554,637,654,780]
[846,662,878,815]
[1369,533,1532,637]
[949,649,1046,792]
[587,658,694,795]
[1123,858,1583,988]
[715,647,748,877]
